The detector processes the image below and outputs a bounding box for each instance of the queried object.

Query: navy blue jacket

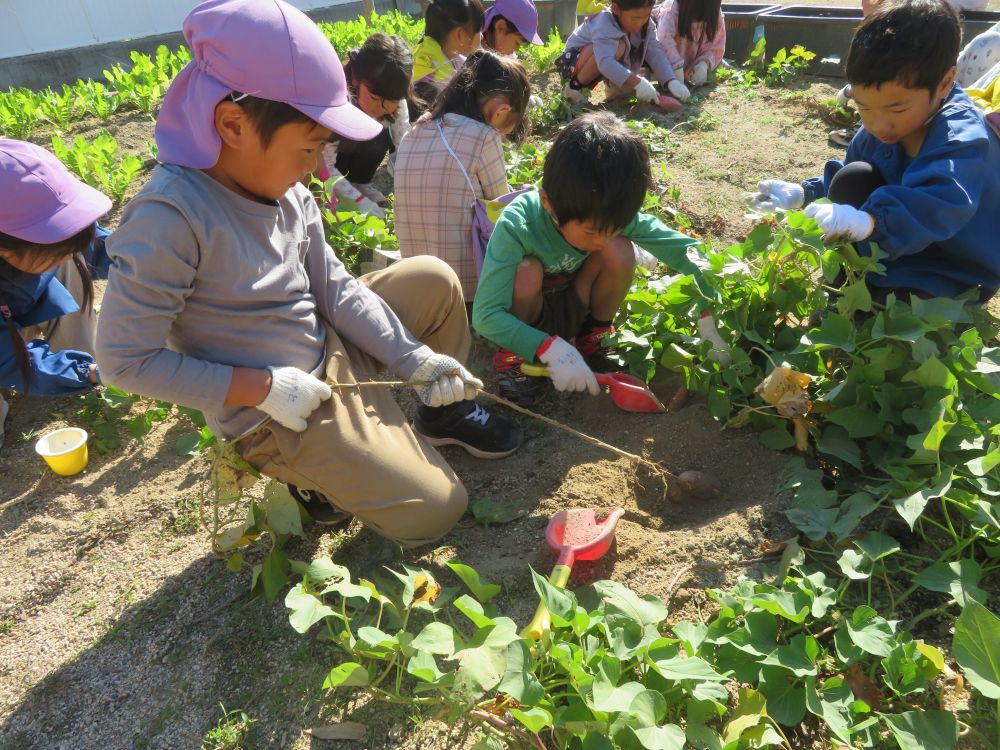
[0,226,110,395]
[803,86,1000,299]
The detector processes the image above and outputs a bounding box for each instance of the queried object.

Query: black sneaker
[286,484,352,527]
[414,400,523,459]
[493,347,546,407]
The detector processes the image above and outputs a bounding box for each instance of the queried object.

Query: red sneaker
[575,326,622,373]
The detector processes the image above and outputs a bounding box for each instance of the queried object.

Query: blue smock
[0,226,110,395]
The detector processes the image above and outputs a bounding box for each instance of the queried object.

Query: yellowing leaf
[413,573,442,605]
[756,366,813,417]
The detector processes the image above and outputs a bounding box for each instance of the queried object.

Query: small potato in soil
[668,470,722,502]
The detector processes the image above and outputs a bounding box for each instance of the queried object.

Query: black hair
[483,14,514,50]
[846,0,959,93]
[0,224,96,393]
[229,93,318,147]
[542,112,651,233]
[431,50,531,144]
[677,0,720,42]
[613,0,656,13]
[425,0,486,45]
[345,33,413,102]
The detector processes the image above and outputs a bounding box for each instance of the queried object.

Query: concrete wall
[0,0,420,90]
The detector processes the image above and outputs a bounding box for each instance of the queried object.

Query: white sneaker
[355,183,388,204]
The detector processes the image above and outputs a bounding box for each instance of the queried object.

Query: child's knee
[389,480,468,548]
[828,162,885,209]
[602,237,637,274]
[395,255,463,298]
[513,257,545,299]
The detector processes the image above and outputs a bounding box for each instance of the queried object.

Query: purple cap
[0,139,111,245]
[156,0,382,168]
[484,0,544,45]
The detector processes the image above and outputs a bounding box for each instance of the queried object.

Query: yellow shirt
[413,37,459,88]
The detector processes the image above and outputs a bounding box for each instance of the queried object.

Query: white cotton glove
[748,179,806,212]
[667,78,691,102]
[691,61,710,86]
[537,336,600,396]
[356,195,387,219]
[634,77,660,104]
[258,367,332,432]
[835,84,852,107]
[803,202,874,242]
[411,354,483,407]
[633,244,659,271]
[529,94,544,109]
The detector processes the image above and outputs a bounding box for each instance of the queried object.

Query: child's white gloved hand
[259,366,332,432]
[667,78,691,101]
[691,61,710,85]
[356,196,387,219]
[747,179,805,212]
[803,202,874,242]
[634,77,660,104]
[836,84,852,106]
[537,336,600,395]
[528,93,544,109]
[411,354,483,407]
[633,244,659,271]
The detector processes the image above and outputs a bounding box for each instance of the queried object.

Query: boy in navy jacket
[750,0,1000,303]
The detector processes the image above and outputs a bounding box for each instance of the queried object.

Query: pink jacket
[655,1,726,72]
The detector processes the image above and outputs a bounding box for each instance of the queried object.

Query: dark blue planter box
[722,3,781,63]
[757,5,1000,79]
[960,10,1000,42]
[758,5,862,77]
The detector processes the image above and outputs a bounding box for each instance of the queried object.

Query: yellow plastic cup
[35,427,89,476]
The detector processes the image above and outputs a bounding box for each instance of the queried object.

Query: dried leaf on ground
[846,663,883,709]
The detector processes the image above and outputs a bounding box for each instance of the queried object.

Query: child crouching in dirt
[472,111,704,406]
[556,0,691,108]
[95,0,523,547]
[749,0,1000,304]
[0,140,112,448]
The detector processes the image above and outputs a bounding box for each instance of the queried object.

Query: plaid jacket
[394,113,510,298]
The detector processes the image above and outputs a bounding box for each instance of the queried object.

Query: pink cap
[484,0,544,45]
[0,139,111,245]
[156,0,382,168]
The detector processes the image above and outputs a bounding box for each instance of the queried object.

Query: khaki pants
[236,256,472,547]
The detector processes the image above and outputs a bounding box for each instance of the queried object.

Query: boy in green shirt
[472,111,702,405]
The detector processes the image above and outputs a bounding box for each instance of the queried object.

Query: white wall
[0,0,355,59]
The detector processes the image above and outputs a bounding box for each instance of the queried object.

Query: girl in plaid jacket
[394,51,531,299]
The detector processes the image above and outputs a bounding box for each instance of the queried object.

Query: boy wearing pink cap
[96,0,522,546]
[483,0,545,55]
[0,139,112,447]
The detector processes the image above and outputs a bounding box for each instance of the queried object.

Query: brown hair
[430,50,531,144]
